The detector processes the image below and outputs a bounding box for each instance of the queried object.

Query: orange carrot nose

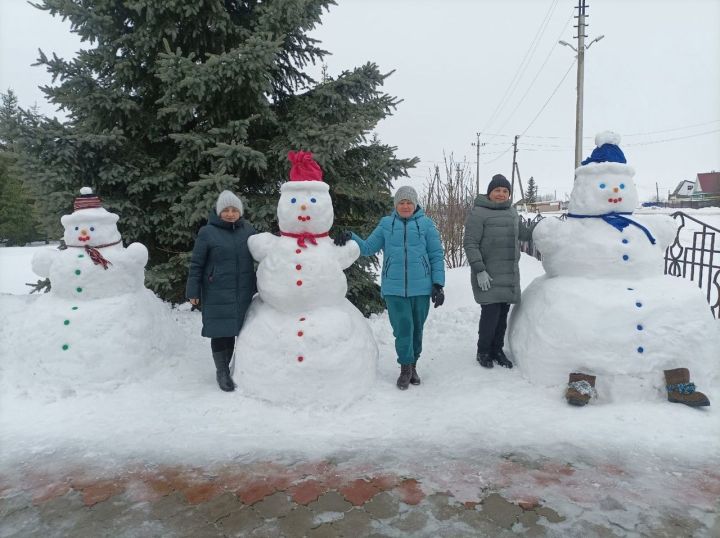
[613,187,619,193]
[80,229,88,235]
[300,204,307,210]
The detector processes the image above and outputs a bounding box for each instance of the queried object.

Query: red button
[297,356,304,362]
[299,317,306,321]
[296,264,302,270]
[296,249,301,254]
[296,280,303,286]
[298,331,304,337]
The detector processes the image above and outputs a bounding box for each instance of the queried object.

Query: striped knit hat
[73,187,103,211]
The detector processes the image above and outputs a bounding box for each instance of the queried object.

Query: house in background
[694,171,720,201]
[669,179,695,201]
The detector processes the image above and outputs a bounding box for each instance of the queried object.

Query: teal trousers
[385,295,431,365]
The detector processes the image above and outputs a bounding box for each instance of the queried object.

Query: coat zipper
[403,219,408,297]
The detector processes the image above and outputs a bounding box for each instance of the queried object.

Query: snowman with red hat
[235,151,378,406]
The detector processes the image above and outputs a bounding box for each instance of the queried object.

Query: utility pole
[471,132,485,196]
[510,135,519,203]
[559,1,604,169]
[656,182,660,203]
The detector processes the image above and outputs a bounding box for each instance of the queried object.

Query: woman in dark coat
[186,190,257,391]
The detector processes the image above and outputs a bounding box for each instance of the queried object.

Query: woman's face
[220,207,241,223]
[396,200,416,218]
[488,187,510,203]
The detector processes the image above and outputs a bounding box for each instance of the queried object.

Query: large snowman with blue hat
[509,131,719,407]
[235,151,378,407]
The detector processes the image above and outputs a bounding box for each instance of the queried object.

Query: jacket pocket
[421,256,430,277]
[383,257,392,277]
[208,266,215,283]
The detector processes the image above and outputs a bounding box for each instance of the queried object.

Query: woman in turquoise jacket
[335,186,445,390]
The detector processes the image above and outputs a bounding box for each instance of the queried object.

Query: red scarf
[280,231,329,249]
[69,240,122,269]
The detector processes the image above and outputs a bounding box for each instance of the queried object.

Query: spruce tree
[525,176,538,204]
[19,0,416,314]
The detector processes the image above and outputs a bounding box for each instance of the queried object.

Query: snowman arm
[247,232,277,262]
[351,224,385,257]
[463,209,487,273]
[31,247,58,278]
[335,240,360,269]
[425,218,445,286]
[186,228,210,300]
[126,242,148,267]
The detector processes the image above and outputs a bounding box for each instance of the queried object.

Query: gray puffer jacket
[463,195,531,304]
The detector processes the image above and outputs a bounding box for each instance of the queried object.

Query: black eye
[90,227,95,231]
[75,227,79,231]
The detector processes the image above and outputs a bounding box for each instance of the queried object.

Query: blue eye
[291,198,296,204]
[599,183,606,189]
[75,226,79,231]
[619,184,625,190]
[310,198,317,203]
[90,227,95,231]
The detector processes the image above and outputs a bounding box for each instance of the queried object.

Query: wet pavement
[2,453,718,537]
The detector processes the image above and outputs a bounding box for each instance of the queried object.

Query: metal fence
[519,211,720,318]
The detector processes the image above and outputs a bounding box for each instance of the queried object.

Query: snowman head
[569,131,639,215]
[277,151,334,234]
[61,187,122,247]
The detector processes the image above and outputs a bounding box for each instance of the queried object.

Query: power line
[624,128,720,146]
[623,120,720,137]
[481,0,560,134]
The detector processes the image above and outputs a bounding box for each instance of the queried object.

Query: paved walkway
[2,452,718,537]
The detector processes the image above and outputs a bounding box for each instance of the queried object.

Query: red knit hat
[288,151,323,181]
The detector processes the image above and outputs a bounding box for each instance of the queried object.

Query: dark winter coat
[463,195,531,304]
[351,207,445,297]
[186,212,257,338]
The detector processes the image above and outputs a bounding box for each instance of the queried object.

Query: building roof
[696,172,720,193]
[672,180,695,196]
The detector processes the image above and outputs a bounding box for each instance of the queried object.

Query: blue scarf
[566,212,656,245]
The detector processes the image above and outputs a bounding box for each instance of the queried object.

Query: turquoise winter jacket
[352,207,445,297]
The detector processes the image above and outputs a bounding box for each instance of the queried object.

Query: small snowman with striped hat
[32,187,148,299]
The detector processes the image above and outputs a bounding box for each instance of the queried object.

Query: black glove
[333,230,352,246]
[431,283,445,308]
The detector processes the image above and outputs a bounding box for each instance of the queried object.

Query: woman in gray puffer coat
[186,190,257,392]
[463,174,533,369]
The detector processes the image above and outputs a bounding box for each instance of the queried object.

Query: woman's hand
[189,298,200,306]
[333,231,352,246]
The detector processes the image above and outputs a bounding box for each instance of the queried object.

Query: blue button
[622,255,629,261]
[622,239,629,244]
[637,346,644,353]
[637,324,643,330]
[627,287,634,291]
[636,302,642,307]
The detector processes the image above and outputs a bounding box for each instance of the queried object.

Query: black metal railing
[519,211,720,318]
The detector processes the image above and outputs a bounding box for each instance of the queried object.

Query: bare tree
[421,153,476,268]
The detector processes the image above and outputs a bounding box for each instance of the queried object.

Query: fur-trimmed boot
[410,362,421,386]
[664,368,710,407]
[397,364,413,390]
[565,372,596,406]
[212,350,235,392]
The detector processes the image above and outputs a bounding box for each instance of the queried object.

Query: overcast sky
[2,0,719,201]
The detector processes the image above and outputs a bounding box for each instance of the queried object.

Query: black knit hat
[487,174,512,195]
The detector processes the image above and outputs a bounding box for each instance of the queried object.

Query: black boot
[476,352,494,368]
[397,364,413,390]
[491,350,513,369]
[212,350,235,392]
[410,361,421,385]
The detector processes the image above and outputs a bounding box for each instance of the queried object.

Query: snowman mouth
[78,235,91,242]
[297,215,312,222]
[607,198,623,203]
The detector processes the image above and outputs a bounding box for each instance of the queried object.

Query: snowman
[3,187,181,396]
[509,132,718,407]
[235,151,378,406]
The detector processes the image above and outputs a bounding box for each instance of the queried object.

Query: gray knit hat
[216,190,243,215]
[394,185,418,207]
[487,174,512,195]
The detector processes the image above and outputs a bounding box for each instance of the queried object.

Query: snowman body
[9,189,181,397]
[236,160,378,407]
[509,135,720,400]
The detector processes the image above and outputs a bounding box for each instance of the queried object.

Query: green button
[75,269,81,275]
[64,319,70,325]
[78,254,84,258]
[62,344,69,350]
[76,287,83,293]
[72,306,78,310]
